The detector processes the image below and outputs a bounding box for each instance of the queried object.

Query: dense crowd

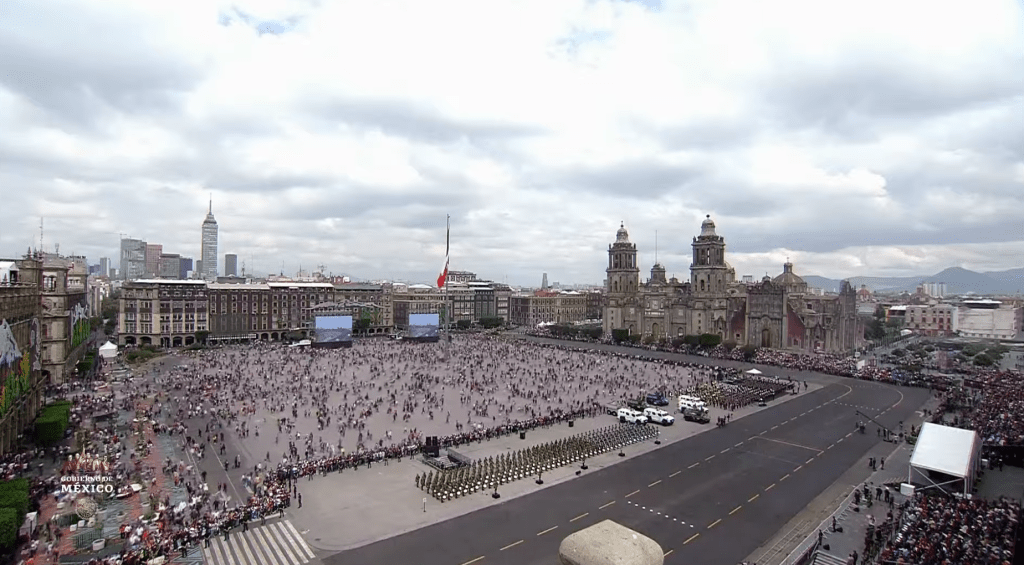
[878,495,1019,564]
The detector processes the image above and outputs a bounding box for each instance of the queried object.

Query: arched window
[700,280,705,292]
[613,281,619,293]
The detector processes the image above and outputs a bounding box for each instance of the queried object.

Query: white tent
[98,341,118,359]
[908,423,981,496]
[745,369,762,375]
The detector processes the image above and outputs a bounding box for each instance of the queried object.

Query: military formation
[415,423,659,501]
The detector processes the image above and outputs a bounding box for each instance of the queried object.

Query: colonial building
[509,290,587,327]
[118,280,209,347]
[40,255,90,383]
[603,217,861,354]
[0,257,43,454]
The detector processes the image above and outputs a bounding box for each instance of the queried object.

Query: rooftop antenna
[209,194,212,214]
[655,230,658,265]
[39,217,44,256]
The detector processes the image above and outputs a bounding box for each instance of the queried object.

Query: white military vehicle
[616,408,649,424]
[643,407,675,426]
[678,394,708,412]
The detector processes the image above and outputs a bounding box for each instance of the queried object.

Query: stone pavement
[286,383,820,553]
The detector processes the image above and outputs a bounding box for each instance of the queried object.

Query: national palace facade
[603,216,862,354]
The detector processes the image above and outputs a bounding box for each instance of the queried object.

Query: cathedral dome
[615,222,630,242]
[700,215,717,237]
[772,262,807,291]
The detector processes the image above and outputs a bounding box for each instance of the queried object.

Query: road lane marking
[729,506,742,515]
[748,494,759,502]
[720,448,730,454]
[688,462,700,468]
[806,457,815,464]
[793,465,803,472]
[707,519,722,529]
[846,432,853,438]
[500,540,524,551]
[626,490,640,498]
[649,480,662,487]
[684,533,700,544]
[735,442,744,447]
[670,471,681,477]
[765,483,776,491]
[664,549,674,557]
[570,513,589,523]
[600,501,615,509]
[705,455,715,461]
[780,474,790,481]
[459,557,485,565]
[827,443,834,449]
[749,436,824,453]
[537,526,558,536]
[771,425,778,430]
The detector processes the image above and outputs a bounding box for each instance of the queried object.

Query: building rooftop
[266,282,334,288]
[129,279,208,285]
[207,283,272,290]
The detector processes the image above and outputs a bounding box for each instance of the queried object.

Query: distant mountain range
[802,267,1024,296]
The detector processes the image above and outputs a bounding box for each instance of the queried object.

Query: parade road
[322,376,931,565]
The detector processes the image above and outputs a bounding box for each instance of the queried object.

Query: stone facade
[40,255,89,384]
[603,217,862,354]
[0,258,44,454]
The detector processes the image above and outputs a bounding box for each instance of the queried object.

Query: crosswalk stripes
[203,519,318,565]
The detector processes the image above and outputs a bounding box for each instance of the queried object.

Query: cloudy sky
[1,0,1022,286]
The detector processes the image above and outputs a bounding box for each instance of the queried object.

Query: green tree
[0,508,17,549]
[698,333,721,347]
[612,329,629,343]
[973,353,995,367]
[194,331,210,345]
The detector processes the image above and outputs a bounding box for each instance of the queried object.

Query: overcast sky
[1,0,1022,286]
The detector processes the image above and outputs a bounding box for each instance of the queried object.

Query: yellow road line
[537,526,558,536]
[649,480,662,487]
[499,540,523,551]
[707,518,722,529]
[729,506,742,515]
[599,501,615,509]
[570,513,589,523]
[626,489,640,498]
[684,533,700,544]
[748,494,759,503]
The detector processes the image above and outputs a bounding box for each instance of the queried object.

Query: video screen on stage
[409,313,440,338]
[314,316,353,343]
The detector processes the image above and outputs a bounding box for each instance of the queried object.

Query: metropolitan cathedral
[603,216,862,354]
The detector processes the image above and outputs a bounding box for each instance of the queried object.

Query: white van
[678,395,707,412]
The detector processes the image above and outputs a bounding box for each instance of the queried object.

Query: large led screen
[409,313,440,338]
[314,316,353,343]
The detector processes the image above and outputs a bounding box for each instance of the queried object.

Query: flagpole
[444,214,450,360]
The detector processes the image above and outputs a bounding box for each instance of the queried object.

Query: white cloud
[0,0,1021,286]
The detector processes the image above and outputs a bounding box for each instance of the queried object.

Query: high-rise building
[179,257,193,280]
[119,238,147,280]
[145,244,163,276]
[541,273,548,289]
[224,254,238,277]
[99,257,110,278]
[195,260,203,279]
[201,199,218,280]
[159,254,181,279]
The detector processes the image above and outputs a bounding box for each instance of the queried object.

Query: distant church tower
[604,223,640,336]
[690,215,728,294]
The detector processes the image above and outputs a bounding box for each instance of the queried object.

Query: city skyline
[1,0,1022,287]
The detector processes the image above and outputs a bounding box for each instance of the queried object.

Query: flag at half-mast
[437,216,449,288]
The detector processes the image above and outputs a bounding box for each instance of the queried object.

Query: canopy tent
[908,423,981,496]
[289,339,311,348]
[745,369,763,375]
[98,341,118,359]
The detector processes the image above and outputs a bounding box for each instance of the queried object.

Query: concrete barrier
[558,519,663,565]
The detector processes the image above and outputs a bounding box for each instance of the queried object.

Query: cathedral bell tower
[604,222,640,336]
[690,215,728,295]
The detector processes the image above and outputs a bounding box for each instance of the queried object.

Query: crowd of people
[877,495,1020,564]
[9,330,1024,564]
